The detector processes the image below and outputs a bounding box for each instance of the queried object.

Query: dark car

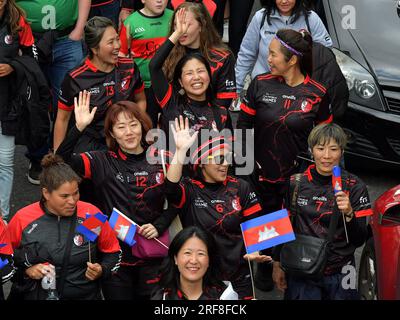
[320,0,400,166]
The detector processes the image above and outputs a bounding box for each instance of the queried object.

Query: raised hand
[74,90,97,132]
[170,8,189,44]
[171,116,198,153]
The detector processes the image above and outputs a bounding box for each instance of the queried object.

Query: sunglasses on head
[206,152,233,165]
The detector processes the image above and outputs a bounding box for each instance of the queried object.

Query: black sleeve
[99,251,122,280]
[345,179,371,247]
[20,45,34,58]
[165,178,187,209]
[149,39,175,106]
[214,51,237,109]
[152,206,179,236]
[238,179,263,222]
[55,125,86,177]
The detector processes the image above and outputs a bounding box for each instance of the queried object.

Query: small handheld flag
[0,243,8,270]
[109,208,137,247]
[240,209,295,254]
[76,212,108,242]
[332,166,342,194]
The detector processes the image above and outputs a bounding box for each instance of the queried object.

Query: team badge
[155,172,164,184]
[4,35,13,45]
[121,78,131,91]
[73,234,84,246]
[301,100,312,113]
[232,197,241,211]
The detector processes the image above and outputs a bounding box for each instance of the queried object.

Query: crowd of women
[0,0,371,301]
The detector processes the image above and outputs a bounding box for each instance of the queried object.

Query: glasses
[206,152,233,165]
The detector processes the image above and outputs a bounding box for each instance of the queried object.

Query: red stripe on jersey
[18,16,34,47]
[240,103,256,116]
[80,153,92,179]
[118,149,127,161]
[118,58,134,64]
[216,92,238,100]
[119,24,129,56]
[309,79,327,94]
[304,74,310,85]
[176,184,187,209]
[257,74,279,81]
[71,65,89,78]
[130,37,168,60]
[209,48,229,59]
[91,0,114,7]
[305,165,314,182]
[158,85,172,109]
[243,203,262,217]
[355,209,373,218]
[58,101,73,112]
[318,114,333,124]
[134,83,145,94]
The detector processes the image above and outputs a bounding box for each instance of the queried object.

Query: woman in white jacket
[235,0,332,96]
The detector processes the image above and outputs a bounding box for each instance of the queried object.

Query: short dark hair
[275,28,313,75]
[104,101,153,152]
[157,226,224,296]
[84,16,116,59]
[308,123,348,151]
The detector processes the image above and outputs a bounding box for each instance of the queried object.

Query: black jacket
[4,55,50,151]
[312,42,349,120]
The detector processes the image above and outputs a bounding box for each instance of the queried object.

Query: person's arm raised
[167,116,198,183]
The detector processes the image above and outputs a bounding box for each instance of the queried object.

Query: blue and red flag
[108,208,137,247]
[0,243,8,269]
[240,209,295,254]
[76,212,108,242]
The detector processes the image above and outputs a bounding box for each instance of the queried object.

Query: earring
[178,87,185,95]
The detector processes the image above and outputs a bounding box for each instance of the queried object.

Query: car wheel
[358,238,378,300]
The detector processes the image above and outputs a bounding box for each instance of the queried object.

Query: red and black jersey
[7,201,121,300]
[58,57,144,135]
[56,125,175,265]
[149,39,232,140]
[284,165,371,274]
[165,176,262,281]
[185,46,237,109]
[238,73,331,183]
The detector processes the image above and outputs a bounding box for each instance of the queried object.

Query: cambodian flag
[0,243,8,270]
[77,212,108,242]
[108,208,137,247]
[240,209,295,254]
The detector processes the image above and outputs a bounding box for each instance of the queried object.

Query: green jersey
[120,9,173,88]
[16,0,78,33]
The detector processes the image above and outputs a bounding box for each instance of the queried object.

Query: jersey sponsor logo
[134,171,149,176]
[312,196,327,202]
[225,80,235,90]
[27,223,38,234]
[134,27,146,33]
[301,100,312,113]
[88,87,100,95]
[232,197,242,211]
[150,22,162,26]
[103,81,116,87]
[73,234,84,247]
[4,35,13,45]
[297,197,308,206]
[194,198,208,208]
[211,199,225,204]
[262,93,277,103]
[282,95,296,100]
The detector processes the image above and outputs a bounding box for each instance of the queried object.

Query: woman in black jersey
[54,16,146,154]
[273,123,371,300]
[237,28,332,291]
[152,226,237,300]
[165,116,271,300]
[149,6,232,140]
[56,91,177,300]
